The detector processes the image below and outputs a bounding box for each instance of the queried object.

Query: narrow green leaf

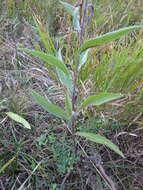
[76,132,125,158]
[79,25,143,52]
[57,48,63,62]
[60,1,80,31]
[78,49,90,71]
[78,93,123,111]
[65,92,72,117]
[0,156,16,173]
[6,112,31,129]
[73,7,80,31]
[19,48,70,76]
[32,90,69,120]
[60,1,75,16]
[56,48,73,95]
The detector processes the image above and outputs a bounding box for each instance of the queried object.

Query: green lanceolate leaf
[6,112,31,129]
[65,92,72,117]
[76,132,125,158]
[32,90,69,120]
[56,48,73,95]
[60,1,75,16]
[19,48,70,76]
[73,6,80,31]
[78,93,123,111]
[60,1,80,31]
[79,25,143,52]
[78,49,90,72]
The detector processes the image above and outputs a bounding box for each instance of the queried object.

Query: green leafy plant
[19,1,143,159]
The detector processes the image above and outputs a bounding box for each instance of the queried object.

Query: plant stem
[68,0,89,158]
[79,0,88,46]
[71,0,88,130]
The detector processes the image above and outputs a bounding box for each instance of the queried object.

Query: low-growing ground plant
[9,0,142,188]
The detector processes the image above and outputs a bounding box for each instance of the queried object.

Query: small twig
[128,112,142,127]
[60,170,71,189]
[17,161,41,190]
[97,164,117,190]
[77,140,117,190]
[0,180,5,190]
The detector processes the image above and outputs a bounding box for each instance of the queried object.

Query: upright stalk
[70,2,118,189]
[71,0,88,132]
[79,0,88,46]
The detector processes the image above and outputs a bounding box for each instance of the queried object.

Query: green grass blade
[0,156,17,173]
[33,14,56,55]
[32,91,69,120]
[19,48,70,76]
[79,25,143,52]
[78,93,123,111]
[76,132,125,158]
[6,112,31,129]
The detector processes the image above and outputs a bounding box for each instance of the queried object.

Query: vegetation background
[0,0,143,189]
